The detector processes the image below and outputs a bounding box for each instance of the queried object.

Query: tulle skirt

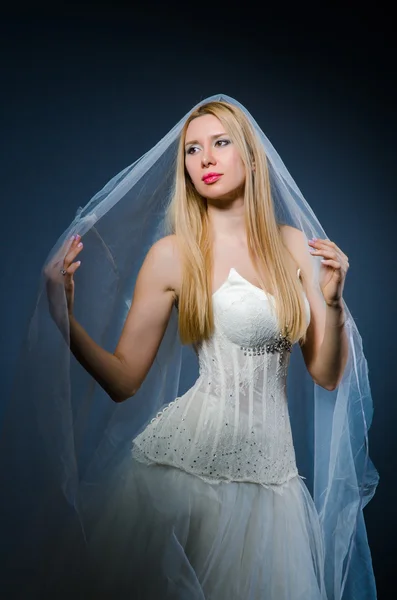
[57,453,329,600]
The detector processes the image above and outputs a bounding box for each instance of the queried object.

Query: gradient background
[1,4,395,597]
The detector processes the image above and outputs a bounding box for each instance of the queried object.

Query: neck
[207,195,247,245]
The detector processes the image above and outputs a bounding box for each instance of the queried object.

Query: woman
[0,96,377,599]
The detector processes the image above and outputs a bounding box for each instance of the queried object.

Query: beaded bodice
[132,267,310,488]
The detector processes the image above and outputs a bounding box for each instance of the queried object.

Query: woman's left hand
[308,238,349,307]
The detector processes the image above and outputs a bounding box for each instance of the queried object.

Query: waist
[132,383,297,486]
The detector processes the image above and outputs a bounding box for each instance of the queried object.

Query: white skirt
[74,454,328,600]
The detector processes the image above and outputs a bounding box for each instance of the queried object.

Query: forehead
[185,114,225,140]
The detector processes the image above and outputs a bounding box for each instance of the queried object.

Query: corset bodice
[132,268,310,488]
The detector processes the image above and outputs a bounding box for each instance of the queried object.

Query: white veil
[0,94,378,599]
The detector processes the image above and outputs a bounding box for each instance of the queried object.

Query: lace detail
[150,397,181,424]
[132,270,308,487]
[132,443,299,496]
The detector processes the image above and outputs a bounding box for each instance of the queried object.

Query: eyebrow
[184,132,228,148]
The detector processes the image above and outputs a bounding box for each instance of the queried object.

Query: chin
[204,185,244,202]
[197,182,231,197]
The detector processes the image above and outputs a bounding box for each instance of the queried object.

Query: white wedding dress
[84,267,328,599]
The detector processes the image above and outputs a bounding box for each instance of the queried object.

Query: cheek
[185,160,198,182]
[227,150,244,175]
[231,157,246,183]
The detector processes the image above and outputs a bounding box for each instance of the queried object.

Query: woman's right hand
[61,234,84,315]
[45,234,84,324]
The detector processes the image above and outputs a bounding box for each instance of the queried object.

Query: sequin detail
[240,332,292,356]
[132,270,307,487]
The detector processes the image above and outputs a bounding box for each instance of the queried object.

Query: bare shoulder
[146,234,182,302]
[279,224,306,248]
[279,224,310,268]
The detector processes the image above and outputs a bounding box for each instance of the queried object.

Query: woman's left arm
[281,226,350,391]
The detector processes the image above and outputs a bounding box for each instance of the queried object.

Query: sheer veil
[0,94,378,599]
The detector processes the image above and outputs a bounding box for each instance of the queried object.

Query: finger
[64,240,84,269]
[309,238,339,251]
[63,261,81,277]
[315,252,348,272]
[45,235,82,278]
[308,239,330,252]
[310,246,348,268]
[64,234,80,253]
[320,259,342,269]
[324,242,348,263]
[66,234,83,252]
[309,248,338,260]
[48,235,75,267]
[311,239,339,254]
[314,239,348,262]
[50,235,78,270]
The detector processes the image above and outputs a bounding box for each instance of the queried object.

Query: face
[184,114,247,201]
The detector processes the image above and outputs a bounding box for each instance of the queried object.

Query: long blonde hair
[165,101,308,345]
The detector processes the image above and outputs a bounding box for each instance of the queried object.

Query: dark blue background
[1,5,395,596]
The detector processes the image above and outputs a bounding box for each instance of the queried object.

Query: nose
[202,149,216,167]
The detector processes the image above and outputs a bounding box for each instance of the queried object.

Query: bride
[0,95,378,599]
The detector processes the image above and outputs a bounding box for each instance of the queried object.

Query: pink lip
[202,173,222,184]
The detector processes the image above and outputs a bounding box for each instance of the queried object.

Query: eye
[215,139,230,147]
[186,146,198,155]
[185,139,230,155]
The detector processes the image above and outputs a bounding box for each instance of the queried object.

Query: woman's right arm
[53,235,179,404]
